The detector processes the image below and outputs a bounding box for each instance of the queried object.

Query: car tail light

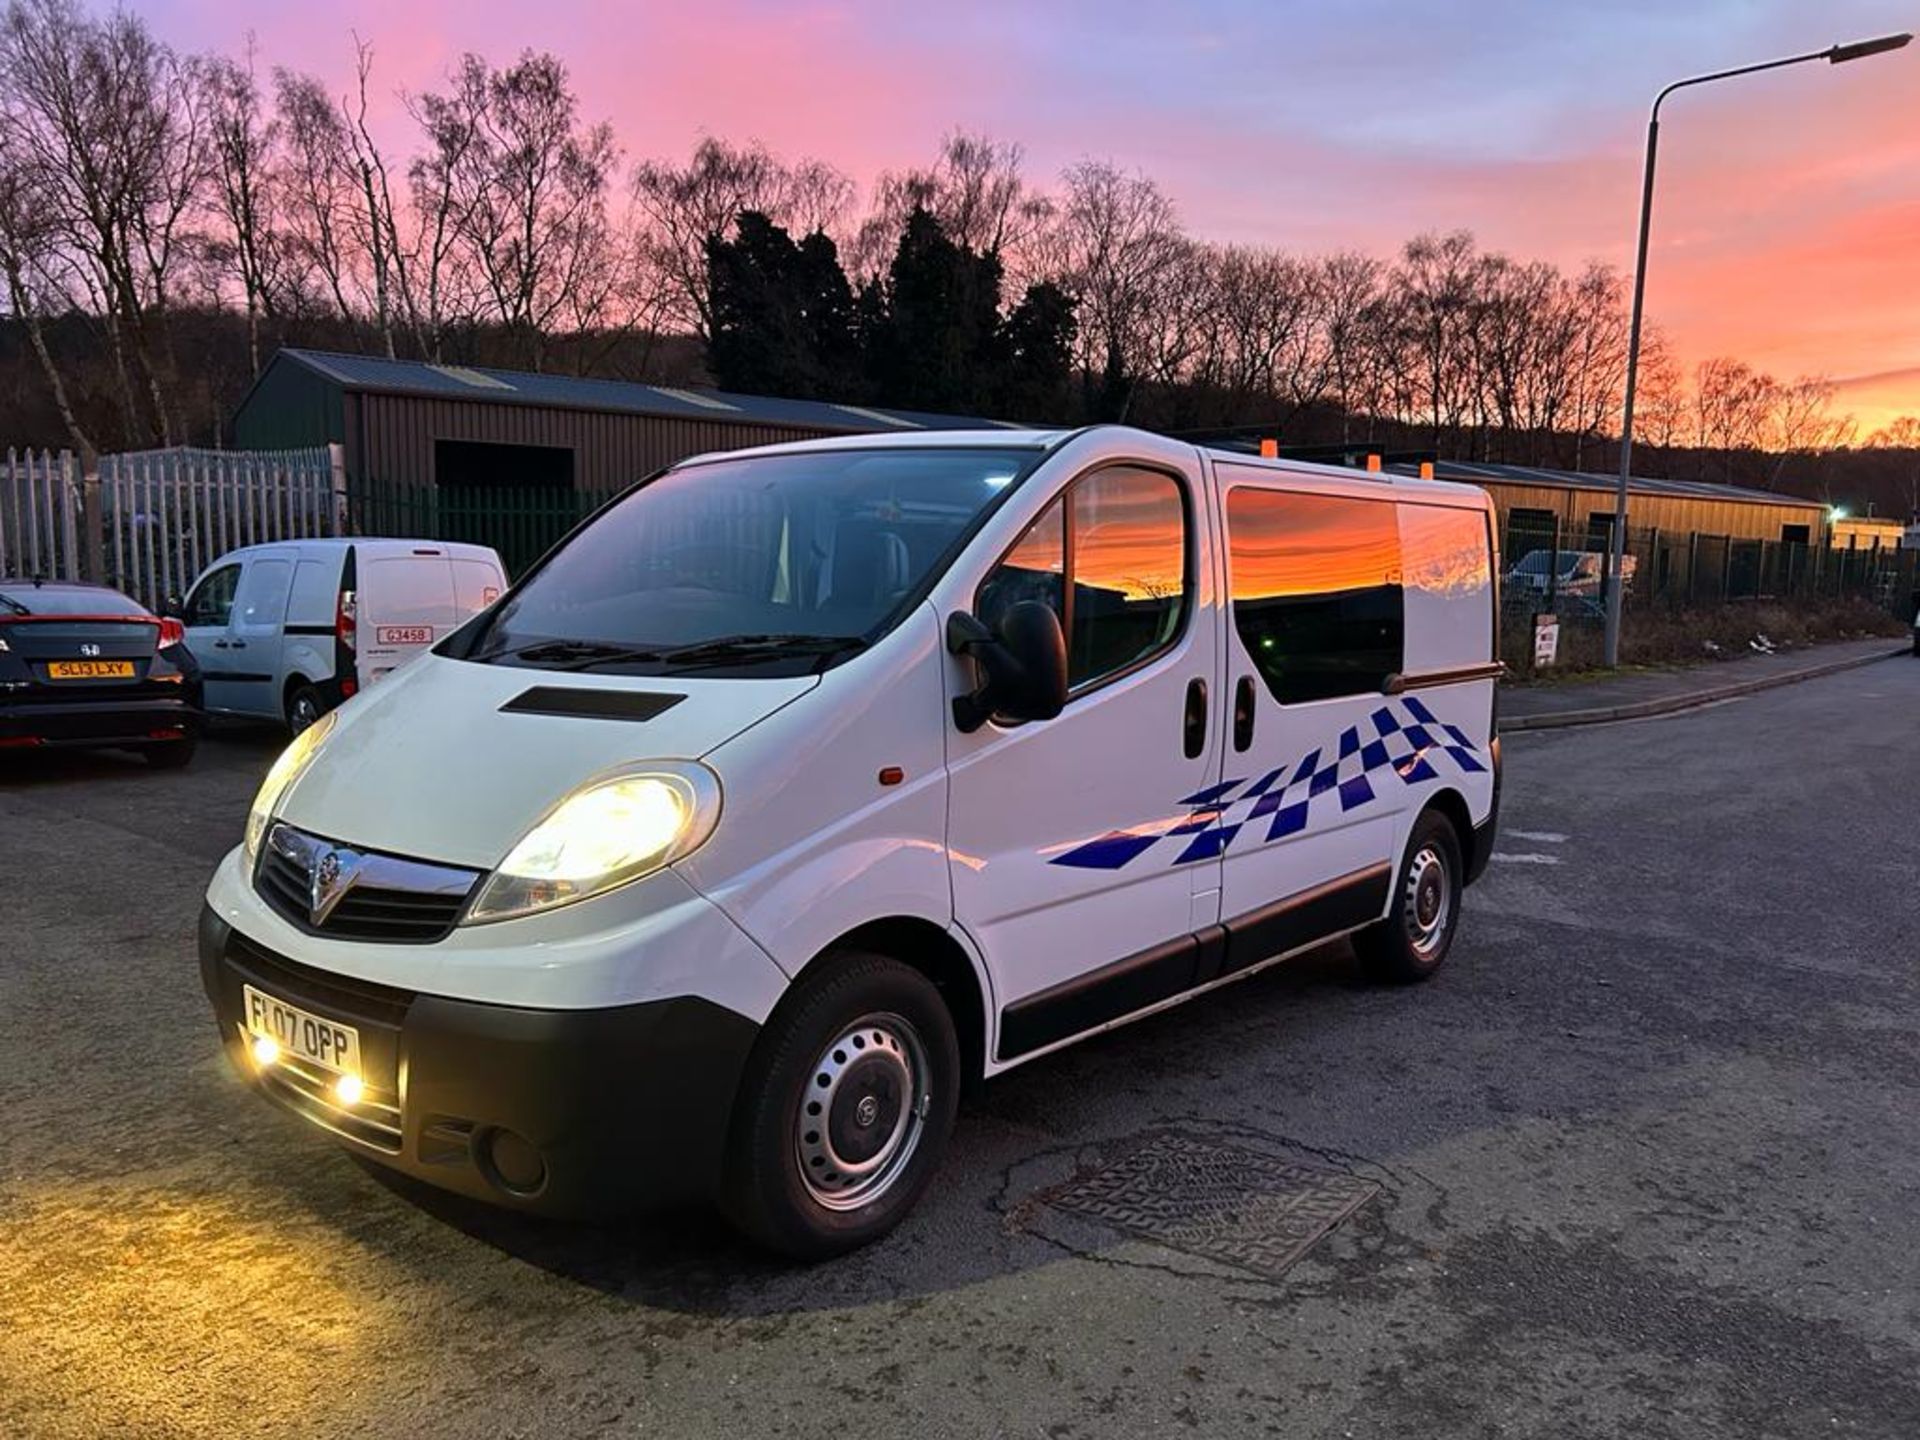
[156,616,186,649]
[336,588,357,654]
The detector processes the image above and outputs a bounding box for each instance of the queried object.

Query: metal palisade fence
[1,448,85,582]
[0,445,343,611]
[101,446,342,610]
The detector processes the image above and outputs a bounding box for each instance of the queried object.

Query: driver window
[976,464,1189,694]
[185,564,241,629]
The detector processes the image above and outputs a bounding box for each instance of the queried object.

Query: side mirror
[947,601,1068,733]
[160,595,185,620]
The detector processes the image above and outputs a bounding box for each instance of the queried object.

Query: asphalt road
[4,658,1918,1440]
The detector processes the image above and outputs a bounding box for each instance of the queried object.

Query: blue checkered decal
[1052,696,1484,871]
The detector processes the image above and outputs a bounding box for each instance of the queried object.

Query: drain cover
[1039,1132,1380,1278]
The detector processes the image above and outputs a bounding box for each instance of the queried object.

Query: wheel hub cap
[796,1015,929,1211]
[1405,845,1452,959]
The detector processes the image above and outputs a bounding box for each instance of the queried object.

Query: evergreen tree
[706,211,859,398]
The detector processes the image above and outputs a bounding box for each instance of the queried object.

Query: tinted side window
[185,564,241,629]
[1227,488,1403,703]
[1068,467,1185,688]
[976,465,1189,696]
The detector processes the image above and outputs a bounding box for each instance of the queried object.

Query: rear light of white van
[335,588,357,654]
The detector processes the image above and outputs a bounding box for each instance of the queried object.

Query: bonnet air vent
[500,687,687,721]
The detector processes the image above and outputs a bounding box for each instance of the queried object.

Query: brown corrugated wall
[344,393,849,493]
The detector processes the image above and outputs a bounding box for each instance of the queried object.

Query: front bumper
[0,693,201,747]
[199,905,761,1217]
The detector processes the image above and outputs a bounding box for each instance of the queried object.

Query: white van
[178,538,507,731]
[198,427,1502,1257]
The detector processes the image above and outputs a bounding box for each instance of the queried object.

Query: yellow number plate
[47,660,135,679]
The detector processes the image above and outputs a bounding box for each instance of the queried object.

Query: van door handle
[1233,676,1256,752]
[228,639,247,649]
[212,639,230,649]
[1183,678,1207,759]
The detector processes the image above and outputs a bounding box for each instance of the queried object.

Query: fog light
[250,1035,280,1067]
[478,1127,547,1196]
[334,1073,364,1107]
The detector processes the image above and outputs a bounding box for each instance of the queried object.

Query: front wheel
[722,952,960,1260]
[286,683,328,736]
[1354,809,1464,984]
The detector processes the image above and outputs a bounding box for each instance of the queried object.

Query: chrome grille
[256,823,480,943]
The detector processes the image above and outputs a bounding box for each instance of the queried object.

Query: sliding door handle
[1233,675,1256,752]
[1183,678,1208,759]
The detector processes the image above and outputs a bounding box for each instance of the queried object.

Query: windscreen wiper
[479,639,665,668]
[654,633,869,671]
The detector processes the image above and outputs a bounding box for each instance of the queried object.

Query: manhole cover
[1039,1132,1380,1279]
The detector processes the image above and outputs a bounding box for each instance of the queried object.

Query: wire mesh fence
[1499,513,1917,670]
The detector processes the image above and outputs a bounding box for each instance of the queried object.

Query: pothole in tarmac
[998,1123,1441,1286]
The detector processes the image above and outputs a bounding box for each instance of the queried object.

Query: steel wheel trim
[1405,845,1453,960]
[795,1012,931,1212]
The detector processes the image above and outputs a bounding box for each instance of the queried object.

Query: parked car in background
[1503,548,1637,615]
[176,539,507,733]
[0,578,202,766]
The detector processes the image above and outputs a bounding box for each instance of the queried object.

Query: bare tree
[853,132,1052,281]
[631,137,850,340]
[205,40,283,374]
[1,0,206,444]
[1053,159,1184,417]
[412,50,617,368]
[274,67,359,321]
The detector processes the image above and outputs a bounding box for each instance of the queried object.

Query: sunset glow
[137,0,1920,425]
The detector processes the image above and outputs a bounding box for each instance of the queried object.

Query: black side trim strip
[204,670,275,683]
[284,623,334,636]
[1221,863,1392,975]
[997,934,1198,1061]
[500,686,687,721]
[1382,661,1505,695]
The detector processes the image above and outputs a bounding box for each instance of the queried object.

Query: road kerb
[1502,644,1909,733]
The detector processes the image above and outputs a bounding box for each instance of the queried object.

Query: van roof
[214,537,503,559]
[685,424,1491,505]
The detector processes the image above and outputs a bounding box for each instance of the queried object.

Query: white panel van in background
[178,538,506,732]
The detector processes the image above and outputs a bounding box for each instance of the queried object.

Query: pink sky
[146,0,1920,430]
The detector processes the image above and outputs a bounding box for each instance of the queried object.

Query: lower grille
[247,1031,404,1153]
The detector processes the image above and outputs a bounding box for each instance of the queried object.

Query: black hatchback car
[0,579,203,766]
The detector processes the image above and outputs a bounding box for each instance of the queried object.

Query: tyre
[143,734,198,769]
[286,683,328,735]
[722,951,960,1260]
[1353,808,1464,984]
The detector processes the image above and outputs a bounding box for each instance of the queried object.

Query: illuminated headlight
[464,762,721,924]
[243,709,339,864]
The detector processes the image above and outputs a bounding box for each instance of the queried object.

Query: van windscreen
[464,447,1039,677]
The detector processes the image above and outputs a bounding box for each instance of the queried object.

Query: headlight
[464,762,721,924]
[243,709,339,863]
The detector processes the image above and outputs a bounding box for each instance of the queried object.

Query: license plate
[47,659,134,679]
[243,984,362,1076]
[375,626,432,646]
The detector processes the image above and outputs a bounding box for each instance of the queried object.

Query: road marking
[1506,830,1568,843]
[1491,852,1563,866]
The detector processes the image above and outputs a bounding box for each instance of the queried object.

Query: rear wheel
[1354,809,1463,984]
[286,683,328,735]
[722,951,959,1260]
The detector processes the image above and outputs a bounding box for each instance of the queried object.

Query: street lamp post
[1602,32,1912,667]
